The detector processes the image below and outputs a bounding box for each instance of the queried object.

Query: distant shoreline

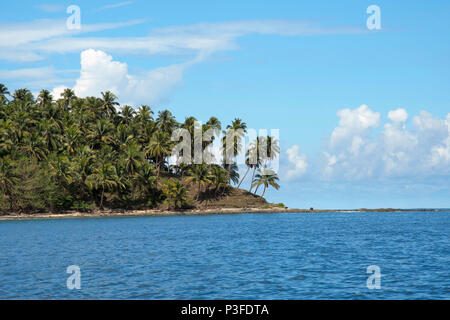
[0,207,449,221]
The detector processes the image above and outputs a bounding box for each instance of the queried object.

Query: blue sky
[1,0,449,208]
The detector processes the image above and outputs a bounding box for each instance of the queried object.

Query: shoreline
[0,207,449,221]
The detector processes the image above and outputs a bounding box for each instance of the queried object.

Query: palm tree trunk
[249,167,256,192]
[254,184,260,195]
[197,182,201,200]
[261,186,266,197]
[156,156,160,178]
[100,186,105,209]
[237,166,250,188]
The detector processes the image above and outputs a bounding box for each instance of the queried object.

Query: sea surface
[0,211,449,299]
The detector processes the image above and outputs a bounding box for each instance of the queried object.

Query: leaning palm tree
[251,167,280,197]
[185,164,212,200]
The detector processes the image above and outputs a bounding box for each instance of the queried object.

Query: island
[0,84,285,217]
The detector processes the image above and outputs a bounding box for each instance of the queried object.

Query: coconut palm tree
[119,105,135,125]
[251,167,280,197]
[37,90,53,108]
[101,91,119,116]
[61,88,76,110]
[0,157,19,209]
[123,141,143,176]
[223,118,247,178]
[209,165,228,196]
[162,179,187,209]
[185,164,212,200]
[0,84,10,102]
[156,109,178,134]
[133,163,157,199]
[86,161,118,209]
[87,119,114,149]
[146,131,172,177]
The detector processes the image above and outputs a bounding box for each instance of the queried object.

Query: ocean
[0,211,449,299]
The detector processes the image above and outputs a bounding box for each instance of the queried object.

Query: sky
[0,0,449,208]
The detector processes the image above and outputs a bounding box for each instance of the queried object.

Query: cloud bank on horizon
[282,105,450,182]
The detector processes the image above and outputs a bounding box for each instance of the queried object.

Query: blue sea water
[0,211,449,299]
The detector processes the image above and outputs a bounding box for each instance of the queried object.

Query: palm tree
[146,131,172,177]
[251,167,280,197]
[123,142,143,176]
[101,91,119,116]
[185,164,212,200]
[20,132,46,161]
[39,119,61,151]
[37,90,53,107]
[86,161,118,209]
[135,105,153,126]
[0,157,19,209]
[223,118,247,178]
[72,146,94,196]
[209,165,227,196]
[133,163,157,199]
[162,179,187,209]
[156,110,178,134]
[61,88,76,110]
[87,119,114,149]
[0,84,10,102]
[119,105,135,125]
[63,124,80,155]
[247,137,263,192]
[13,88,34,104]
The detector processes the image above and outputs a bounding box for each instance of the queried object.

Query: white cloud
[36,4,64,12]
[0,67,56,80]
[282,145,308,181]
[0,19,364,62]
[73,49,129,97]
[387,108,408,123]
[66,49,192,106]
[97,1,134,11]
[51,85,68,100]
[0,19,144,61]
[321,105,450,180]
[330,104,380,150]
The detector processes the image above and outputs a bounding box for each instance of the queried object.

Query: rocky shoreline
[0,207,448,221]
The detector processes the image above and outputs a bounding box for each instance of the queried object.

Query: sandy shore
[0,207,448,221]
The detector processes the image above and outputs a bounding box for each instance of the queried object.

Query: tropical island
[0,84,285,217]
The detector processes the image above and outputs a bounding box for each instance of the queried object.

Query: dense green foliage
[0,84,279,213]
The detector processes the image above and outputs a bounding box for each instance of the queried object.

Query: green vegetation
[0,84,280,214]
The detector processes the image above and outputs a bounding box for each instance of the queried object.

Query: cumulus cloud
[282,145,308,181]
[321,105,450,180]
[59,49,192,106]
[51,85,68,100]
[388,108,408,123]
